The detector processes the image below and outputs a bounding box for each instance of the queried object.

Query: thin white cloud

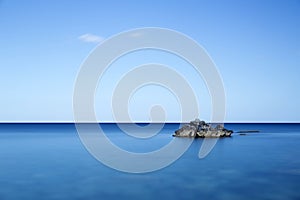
[78,33,104,43]
[130,32,143,38]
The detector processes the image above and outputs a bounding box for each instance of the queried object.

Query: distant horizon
[1,120,299,124]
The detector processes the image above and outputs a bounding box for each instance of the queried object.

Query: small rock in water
[173,119,233,138]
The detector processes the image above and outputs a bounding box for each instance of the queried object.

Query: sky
[0,0,299,122]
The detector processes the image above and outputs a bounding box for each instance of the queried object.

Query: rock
[174,125,197,137]
[173,119,233,138]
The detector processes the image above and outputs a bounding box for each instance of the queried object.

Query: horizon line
[0,121,299,124]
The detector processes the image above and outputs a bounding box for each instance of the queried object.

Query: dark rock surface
[173,119,233,138]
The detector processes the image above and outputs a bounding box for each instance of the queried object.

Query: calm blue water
[0,123,299,200]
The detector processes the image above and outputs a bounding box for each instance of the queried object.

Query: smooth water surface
[0,123,299,200]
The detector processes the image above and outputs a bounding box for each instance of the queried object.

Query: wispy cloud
[78,33,104,43]
[130,32,143,38]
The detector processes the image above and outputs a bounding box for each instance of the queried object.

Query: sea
[0,123,299,200]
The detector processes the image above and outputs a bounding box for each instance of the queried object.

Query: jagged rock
[173,119,233,138]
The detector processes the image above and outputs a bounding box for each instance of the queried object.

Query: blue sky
[0,0,299,122]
